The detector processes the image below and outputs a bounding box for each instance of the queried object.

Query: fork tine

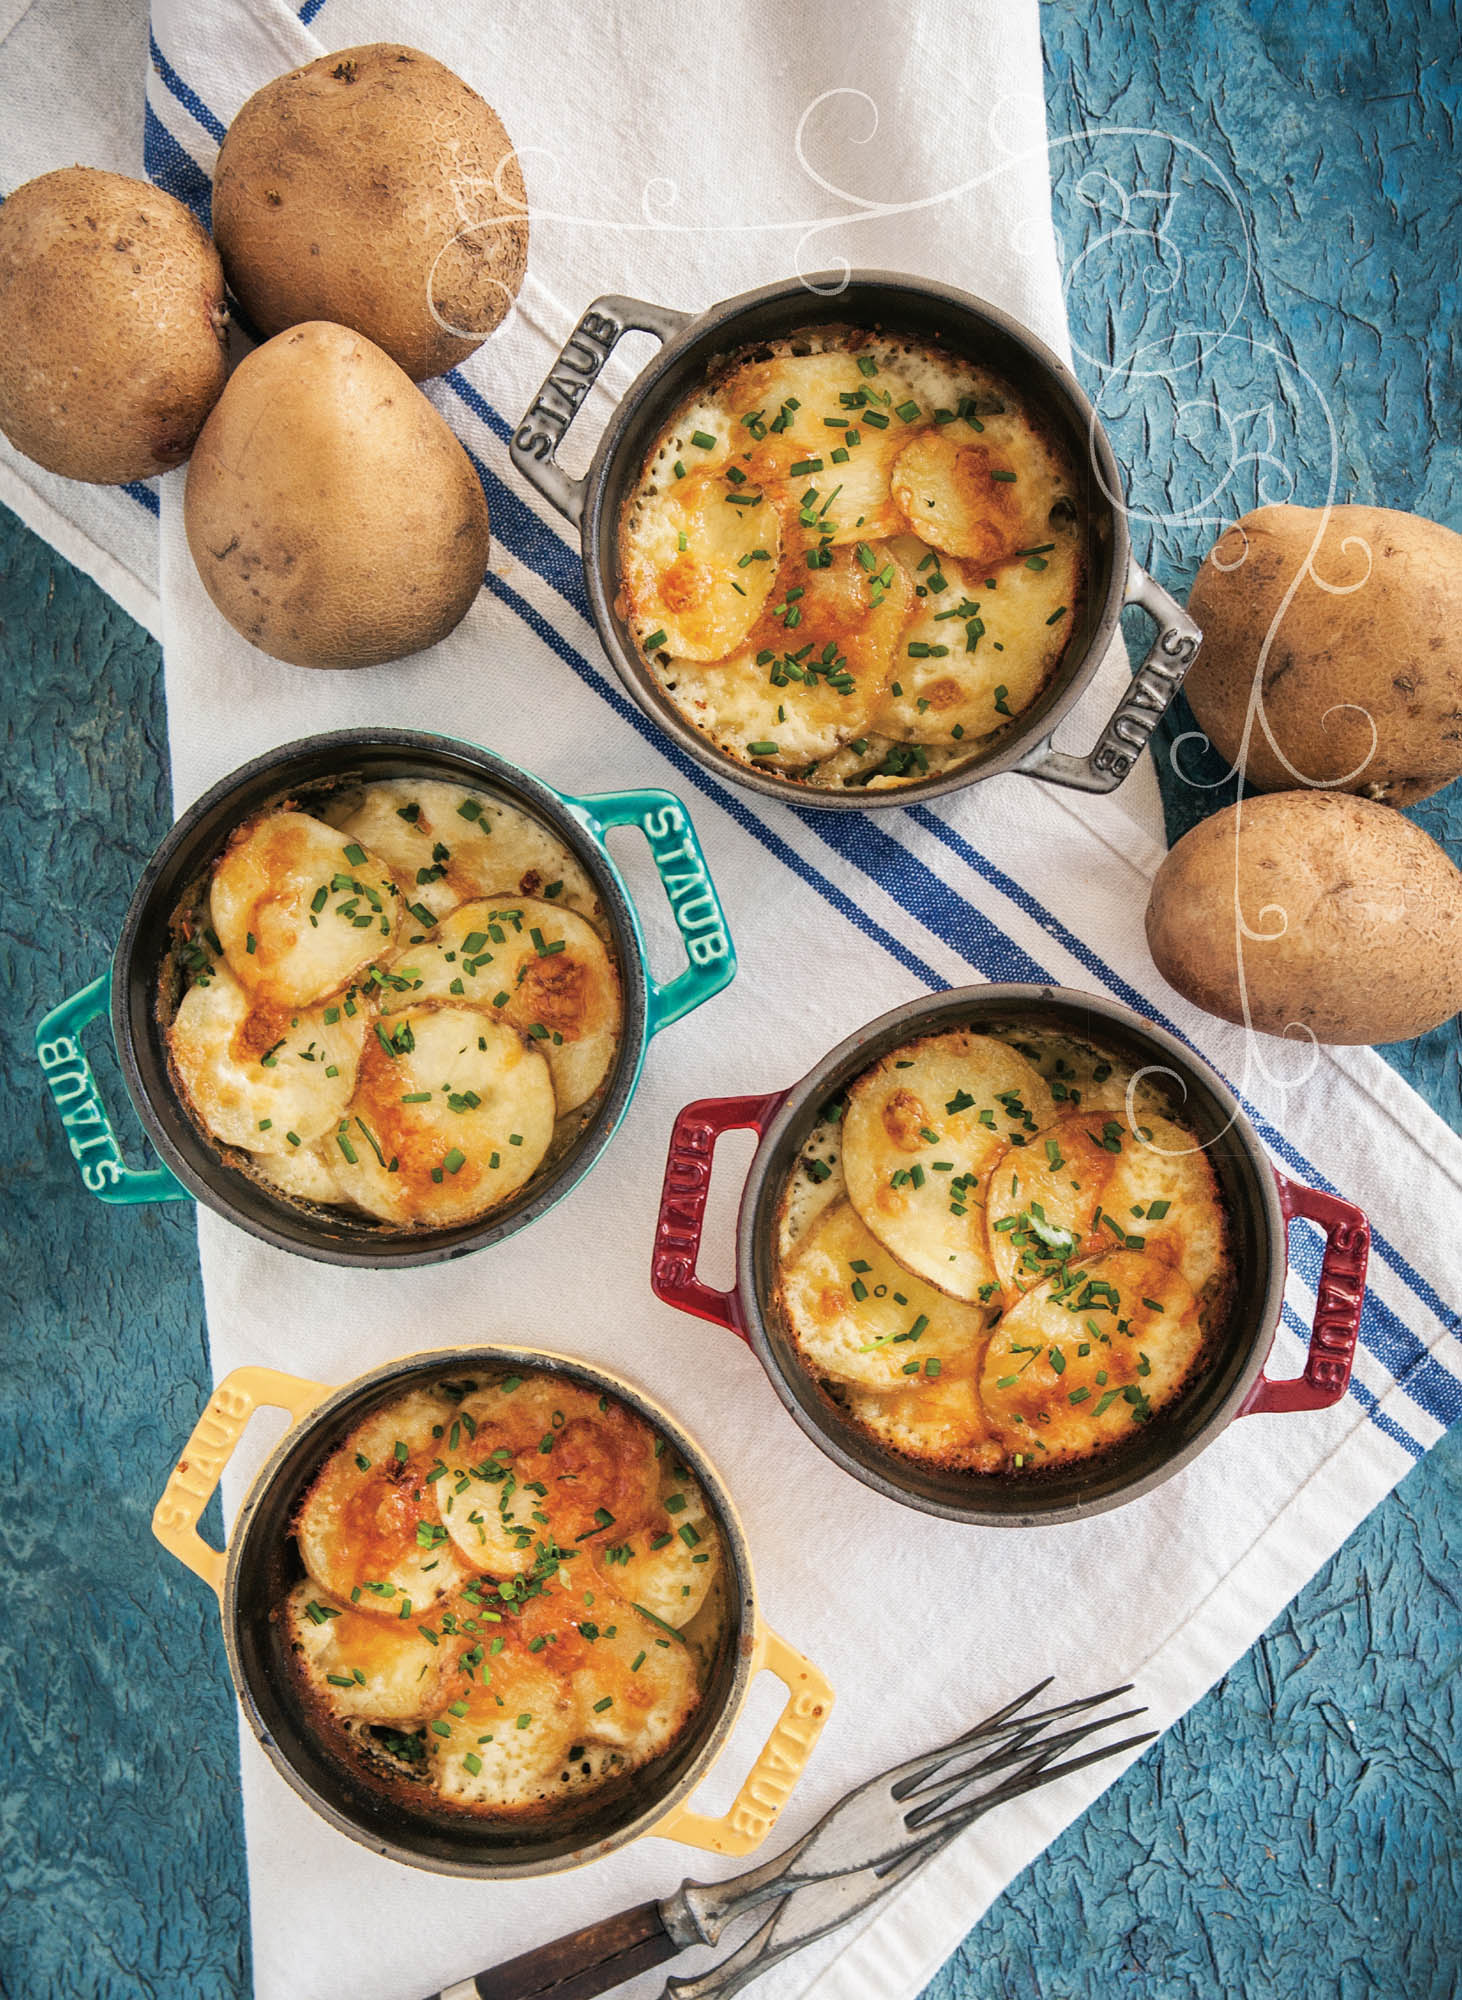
[903,1707,1148,1826]
[894,1682,1136,1800]
[889,1681,1132,1801]
[909,1729,1159,1842]
[879,1677,1056,1799]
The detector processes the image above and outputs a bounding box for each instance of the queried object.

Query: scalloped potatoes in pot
[158,770,625,1237]
[617,327,1087,792]
[772,1017,1236,1479]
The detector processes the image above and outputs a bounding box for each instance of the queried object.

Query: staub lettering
[154,1385,254,1535]
[1304,1212,1368,1391]
[653,1118,717,1287]
[37,1043,125,1176]
[1090,639,1194,778]
[512,308,622,462]
[726,1689,828,1840]
[643,811,732,966]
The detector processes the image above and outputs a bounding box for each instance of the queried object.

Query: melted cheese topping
[620,330,1086,788]
[979,1251,1204,1462]
[286,1371,723,1818]
[623,465,784,659]
[985,1110,1229,1304]
[168,968,364,1153]
[210,811,400,1005]
[327,780,604,930]
[773,1025,1233,1474]
[656,542,913,769]
[381,897,622,1113]
[841,1032,1056,1301]
[296,1388,469,1613]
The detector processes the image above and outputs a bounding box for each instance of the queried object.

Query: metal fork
[435,1680,1154,2000]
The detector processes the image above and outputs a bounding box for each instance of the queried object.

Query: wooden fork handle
[430,1901,678,2000]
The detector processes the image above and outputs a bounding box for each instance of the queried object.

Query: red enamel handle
[1241,1172,1370,1416]
[651,1091,788,1340]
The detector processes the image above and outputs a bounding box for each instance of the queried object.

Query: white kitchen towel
[7,3,1462,1999]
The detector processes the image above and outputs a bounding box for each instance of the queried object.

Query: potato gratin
[163,779,622,1227]
[775,1024,1234,1470]
[283,1370,726,1816]
[618,330,1085,790]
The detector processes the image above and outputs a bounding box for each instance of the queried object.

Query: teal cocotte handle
[565,788,735,1034]
[35,972,188,1205]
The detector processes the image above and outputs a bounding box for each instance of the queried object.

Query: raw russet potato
[213,44,528,381]
[0,166,228,483]
[184,321,490,668]
[1144,791,1462,1045]
[1185,503,1462,807]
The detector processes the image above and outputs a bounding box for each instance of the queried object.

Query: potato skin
[213,44,528,381]
[0,166,228,483]
[1144,791,1462,1045]
[184,321,490,669]
[1185,503,1462,808]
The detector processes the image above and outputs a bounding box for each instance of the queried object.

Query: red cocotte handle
[1241,1173,1370,1416]
[652,1092,788,1339]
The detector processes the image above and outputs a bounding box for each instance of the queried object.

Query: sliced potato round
[890,418,1068,566]
[873,539,1081,745]
[979,1251,1205,1463]
[428,1653,578,1810]
[842,1033,1057,1300]
[336,1009,556,1226]
[570,1613,701,1759]
[593,1468,721,1627]
[381,897,622,1114]
[210,810,400,1005]
[623,465,784,660]
[250,1140,344,1205]
[717,350,922,545]
[780,1199,989,1389]
[168,968,363,1154]
[984,1110,1229,1304]
[328,779,602,929]
[438,1374,660,1567]
[845,1371,1004,1472]
[656,542,912,769]
[296,1387,467,1614]
[285,1580,453,1723]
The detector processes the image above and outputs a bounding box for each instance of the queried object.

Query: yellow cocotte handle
[152,1365,331,1599]
[655,1627,834,1857]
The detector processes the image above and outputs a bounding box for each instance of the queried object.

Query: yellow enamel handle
[151,1365,332,1600]
[655,1626,834,1857]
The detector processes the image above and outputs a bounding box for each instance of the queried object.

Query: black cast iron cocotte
[652,986,1372,1527]
[34,729,735,1268]
[152,1344,833,1876]
[510,270,1201,809]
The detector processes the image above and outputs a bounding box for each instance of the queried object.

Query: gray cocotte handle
[511,294,693,526]
[1018,558,1201,793]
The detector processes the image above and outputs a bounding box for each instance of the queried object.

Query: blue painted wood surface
[2,3,1458,1995]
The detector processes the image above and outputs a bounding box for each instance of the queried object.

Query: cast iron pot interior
[584,276,1125,806]
[742,987,1286,1526]
[112,730,648,1267]
[223,1347,753,1877]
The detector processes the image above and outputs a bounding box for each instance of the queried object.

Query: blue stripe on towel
[140,41,1458,1458]
[142,102,213,227]
[147,32,227,145]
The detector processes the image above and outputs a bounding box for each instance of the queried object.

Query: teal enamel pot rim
[35,727,734,1268]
